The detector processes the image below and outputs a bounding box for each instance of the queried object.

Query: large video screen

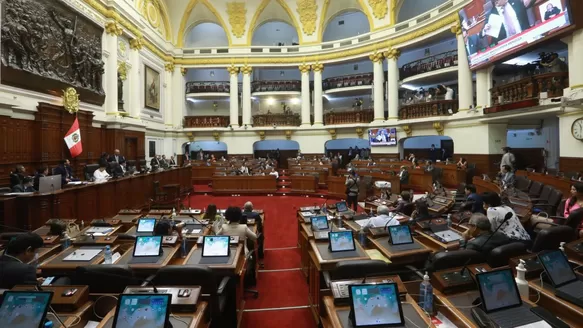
[459,0,572,70]
[369,128,397,147]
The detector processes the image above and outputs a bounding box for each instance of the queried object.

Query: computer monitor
[38,175,62,193]
[0,291,54,328]
[310,216,329,231]
[112,294,171,328]
[329,230,356,252]
[133,236,163,257]
[388,225,413,245]
[201,235,230,257]
[348,283,404,327]
[476,269,522,313]
[336,201,348,212]
[136,218,157,233]
[538,250,578,288]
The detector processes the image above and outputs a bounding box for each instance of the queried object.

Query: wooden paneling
[560,157,583,174]
[212,176,277,193]
[455,154,500,177]
[0,103,145,187]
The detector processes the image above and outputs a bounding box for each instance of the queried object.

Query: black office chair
[533,207,583,233]
[84,164,99,181]
[533,188,562,215]
[330,260,390,280]
[515,176,532,192]
[74,265,136,293]
[527,181,544,198]
[530,225,577,253]
[152,265,234,328]
[400,203,415,217]
[425,249,485,273]
[487,242,528,268]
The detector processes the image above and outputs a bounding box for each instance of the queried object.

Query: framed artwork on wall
[144,65,160,111]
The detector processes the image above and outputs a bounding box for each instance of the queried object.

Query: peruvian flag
[64,118,83,158]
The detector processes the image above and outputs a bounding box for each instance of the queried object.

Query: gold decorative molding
[240,65,252,75]
[62,88,80,114]
[105,21,123,36]
[390,0,398,25]
[129,37,144,50]
[164,62,175,72]
[177,0,233,47]
[226,2,247,38]
[402,125,412,137]
[213,131,221,141]
[369,52,384,63]
[299,63,311,74]
[257,131,266,141]
[356,128,364,139]
[328,129,337,140]
[384,48,401,60]
[186,132,194,141]
[368,0,388,20]
[450,19,462,36]
[118,62,128,80]
[297,0,318,36]
[227,65,239,75]
[312,63,324,72]
[433,122,445,136]
[180,67,187,76]
[285,130,293,140]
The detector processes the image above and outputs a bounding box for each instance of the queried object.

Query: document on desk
[365,249,391,264]
[434,230,462,243]
[67,181,83,185]
[63,248,102,261]
[354,218,370,227]
[485,14,503,38]
[301,211,315,217]
[85,227,113,236]
[516,322,552,328]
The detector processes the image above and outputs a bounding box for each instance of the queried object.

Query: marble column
[128,37,143,118]
[173,67,186,128]
[312,63,324,126]
[476,67,494,109]
[227,66,240,127]
[163,63,174,126]
[103,21,122,114]
[567,29,583,89]
[370,52,385,121]
[455,28,474,110]
[299,64,311,126]
[384,48,401,120]
[241,65,252,126]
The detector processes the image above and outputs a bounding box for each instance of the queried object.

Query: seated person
[10,164,26,189]
[242,202,263,230]
[411,200,432,222]
[268,167,279,179]
[160,155,170,169]
[202,204,223,223]
[530,183,583,237]
[500,165,515,189]
[460,213,511,254]
[54,159,77,185]
[11,176,35,193]
[482,192,531,243]
[240,163,249,175]
[0,233,47,289]
[393,191,412,214]
[412,159,420,169]
[361,205,400,229]
[456,157,468,170]
[462,184,485,214]
[217,206,257,253]
[33,165,49,191]
[154,219,185,240]
[93,163,111,183]
[425,160,435,172]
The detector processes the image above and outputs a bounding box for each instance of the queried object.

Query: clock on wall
[572,117,583,140]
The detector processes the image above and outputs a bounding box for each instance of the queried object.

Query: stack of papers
[301,211,315,217]
[86,227,113,236]
[365,249,391,264]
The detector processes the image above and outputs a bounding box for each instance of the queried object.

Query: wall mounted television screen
[459,0,573,70]
[369,128,397,146]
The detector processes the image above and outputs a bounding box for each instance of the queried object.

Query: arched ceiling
[321,0,367,41]
[248,0,300,44]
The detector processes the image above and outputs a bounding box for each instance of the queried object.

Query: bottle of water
[171,207,177,220]
[103,245,112,264]
[358,228,367,247]
[418,272,434,315]
[336,214,343,228]
[61,233,71,251]
[446,214,452,228]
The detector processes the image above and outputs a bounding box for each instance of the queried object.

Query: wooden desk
[12,285,90,313]
[436,163,468,188]
[528,279,583,327]
[191,165,216,184]
[565,238,583,261]
[114,245,179,272]
[39,245,120,275]
[211,176,277,193]
[405,169,434,193]
[473,176,500,194]
[290,175,318,193]
[415,229,462,252]
[34,244,62,264]
[516,170,573,197]
[183,244,245,276]
[96,301,209,328]
[0,167,191,231]
[368,236,432,265]
[327,174,401,199]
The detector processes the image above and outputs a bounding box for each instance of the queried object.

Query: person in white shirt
[239,163,249,175]
[362,206,400,229]
[93,164,110,183]
[500,147,515,171]
[482,192,530,243]
[217,207,257,253]
[268,168,279,179]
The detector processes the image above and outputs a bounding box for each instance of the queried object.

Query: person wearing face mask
[460,213,511,254]
[0,233,46,288]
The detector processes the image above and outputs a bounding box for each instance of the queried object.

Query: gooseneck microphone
[478,211,513,251]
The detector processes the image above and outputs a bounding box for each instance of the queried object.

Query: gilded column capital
[118,62,128,80]
[213,131,221,141]
[285,130,293,140]
[257,131,266,141]
[433,122,445,136]
[450,20,463,36]
[129,37,144,50]
[299,63,311,74]
[311,63,324,73]
[369,52,384,63]
[241,65,253,75]
[164,62,175,73]
[105,21,123,36]
[383,48,401,60]
[355,128,364,139]
[402,125,412,137]
[227,65,240,75]
[328,129,337,140]
[180,67,187,76]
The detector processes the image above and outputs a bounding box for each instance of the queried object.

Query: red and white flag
[64,118,83,158]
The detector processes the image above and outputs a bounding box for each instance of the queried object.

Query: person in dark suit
[150,155,161,169]
[461,213,511,254]
[429,144,438,162]
[463,28,480,55]
[169,156,176,166]
[108,149,126,164]
[9,164,26,189]
[481,0,532,45]
[544,3,561,21]
[242,202,263,231]
[393,191,412,214]
[11,177,35,193]
[33,165,49,191]
[463,184,485,214]
[0,233,44,289]
[54,159,77,185]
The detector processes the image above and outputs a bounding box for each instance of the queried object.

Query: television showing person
[481,0,531,45]
[543,2,561,21]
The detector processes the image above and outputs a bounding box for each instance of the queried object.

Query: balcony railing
[485,72,569,114]
[184,116,229,128]
[323,73,373,91]
[252,113,301,127]
[251,80,301,93]
[186,81,230,94]
[399,100,458,119]
[324,109,374,125]
[400,50,458,80]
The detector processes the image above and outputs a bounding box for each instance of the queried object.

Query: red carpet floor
[185,194,319,328]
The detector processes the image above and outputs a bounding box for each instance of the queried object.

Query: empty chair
[527,181,543,197]
[84,164,99,181]
[530,225,577,253]
[531,185,552,205]
[75,265,135,294]
[533,188,562,214]
[331,260,390,280]
[515,176,532,192]
[487,242,528,268]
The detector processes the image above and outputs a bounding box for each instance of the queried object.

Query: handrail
[183,116,230,128]
[252,113,301,127]
[186,81,230,94]
[323,73,373,91]
[399,100,458,119]
[324,109,374,125]
[251,80,301,93]
[400,50,458,79]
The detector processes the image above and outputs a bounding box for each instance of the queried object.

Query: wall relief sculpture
[1,0,105,105]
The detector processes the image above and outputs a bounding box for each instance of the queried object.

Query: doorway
[125,137,138,160]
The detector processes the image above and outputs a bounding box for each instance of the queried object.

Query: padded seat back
[331,260,389,280]
[428,249,484,272]
[531,226,576,253]
[528,181,543,196]
[487,242,528,268]
[75,265,135,293]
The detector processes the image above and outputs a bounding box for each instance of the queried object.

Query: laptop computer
[0,291,54,328]
[130,236,163,264]
[136,218,156,234]
[112,293,171,328]
[388,225,420,251]
[476,269,544,327]
[538,249,583,307]
[329,230,356,252]
[310,215,330,240]
[348,283,404,327]
[336,201,353,217]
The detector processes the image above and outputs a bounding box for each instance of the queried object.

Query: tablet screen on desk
[133,236,163,257]
[476,269,521,313]
[348,283,404,327]
[112,294,171,328]
[336,202,348,212]
[137,218,156,233]
[538,249,577,287]
[0,291,53,328]
[311,216,329,231]
[329,231,356,252]
[202,236,230,257]
[388,225,413,245]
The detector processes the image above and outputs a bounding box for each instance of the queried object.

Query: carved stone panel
[1,0,105,105]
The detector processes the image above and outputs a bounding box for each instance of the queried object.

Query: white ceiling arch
[320,0,369,42]
[176,0,232,47]
[248,0,301,45]
[184,21,230,48]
